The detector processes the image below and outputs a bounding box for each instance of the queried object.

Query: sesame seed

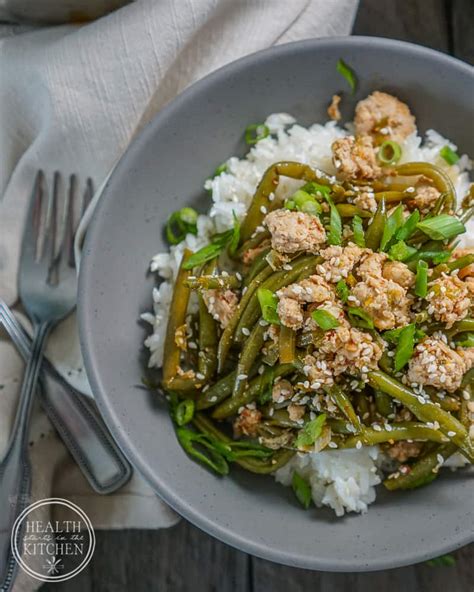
[447,431,456,437]
[356,440,362,449]
[237,374,248,380]
[241,327,251,336]
[328,441,338,448]
[196,373,205,380]
[260,205,267,214]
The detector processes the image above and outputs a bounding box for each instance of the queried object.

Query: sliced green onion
[175,399,195,426]
[336,279,350,303]
[439,146,460,166]
[211,439,273,461]
[311,309,340,330]
[285,199,296,210]
[381,204,404,251]
[388,240,418,262]
[176,428,229,475]
[352,215,365,247]
[393,323,416,372]
[212,162,228,177]
[347,307,374,330]
[166,207,199,245]
[245,123,270,145]
[415,260,429,298]
[183,218,240,269]
[395,210,420,242]
[292,190,313,207]
[384,325,425,344]
[295,414,327,449]
[455,333,474,348]
[300,182,331,198]
[426,554,456,567]
[257,288,280,324]
[417,215,465,240]
[292,472,312,509]
[378,140,402,165]
[336,58,357,94]
[325,195,342,246]
[300,200,322,216]
[183,242,225,269]
[229,212,240,256]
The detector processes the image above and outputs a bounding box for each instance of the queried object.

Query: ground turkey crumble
[203,289,239,328]
[276,275,335,330]
[353,252,413,330]
[426,274,471,328]
[264,210,326,254]
[354,91,416,143]
[332,135,382,180]
[233,408,262,437]
[408,184,441,213]
[406,337,474,393]
[327,94,342,121]
[303,320,383,388]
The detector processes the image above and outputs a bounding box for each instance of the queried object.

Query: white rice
[142,111,472,516]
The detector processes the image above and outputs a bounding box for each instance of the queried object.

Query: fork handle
[0,321,51,591]
[0,303,132,494]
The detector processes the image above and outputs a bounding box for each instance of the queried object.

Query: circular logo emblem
[11,498,95,583]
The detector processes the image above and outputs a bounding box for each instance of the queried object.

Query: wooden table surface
[42,1,473,590]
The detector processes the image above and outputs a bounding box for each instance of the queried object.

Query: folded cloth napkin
[0,0,358,589]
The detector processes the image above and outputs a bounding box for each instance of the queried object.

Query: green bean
[235,255,316,342]
[217,265,273,372]
[340,422,449,449]
[187,274,241,290]
[374,389,394,417]
[395,162,456,212]
[326,385,362,431]
[197,295,218,381]
[212,363,294,419]
[327,418,354,434]
[243,248,271,286]
[355,392,370,423]
[279,326,296,364]
[365,197,386,250]
[383,443,457,490]
[233,323,266,399]
[374,191,408,204]
[239,162,327,242]
[194,413,294,473]
[368,370,474,461]
[162,249,192,388]
[335,204,372,218]
[236,230,271,259]
[430,254,474,280]
[426,390,460,412]
[460,205,474,225]
[446,318,474,337]
[196,371,236,410]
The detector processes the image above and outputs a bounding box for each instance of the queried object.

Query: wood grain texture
[41,520,250,592]
[40,1,474,591]
[452,0,474,64]
[353,0,450,53]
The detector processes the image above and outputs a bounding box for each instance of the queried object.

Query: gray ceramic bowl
[78,37,474,571]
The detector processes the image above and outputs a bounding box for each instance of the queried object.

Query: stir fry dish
[143,83,474,514]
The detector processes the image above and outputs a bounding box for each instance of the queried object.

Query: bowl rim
[78,35,474,572]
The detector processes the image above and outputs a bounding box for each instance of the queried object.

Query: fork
[0,298,132,493]
[0,171,128,590]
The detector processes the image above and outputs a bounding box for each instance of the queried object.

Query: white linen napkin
[0,1,358,589]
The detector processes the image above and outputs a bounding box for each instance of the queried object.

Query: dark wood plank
[452,0,474,64]
[252,545,473,592]
[40,520,249,592]
[353,0,450,54]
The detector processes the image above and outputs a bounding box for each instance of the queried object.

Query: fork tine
[29,170,44,262]
[45,172,59,285]
[66,174,77,267]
